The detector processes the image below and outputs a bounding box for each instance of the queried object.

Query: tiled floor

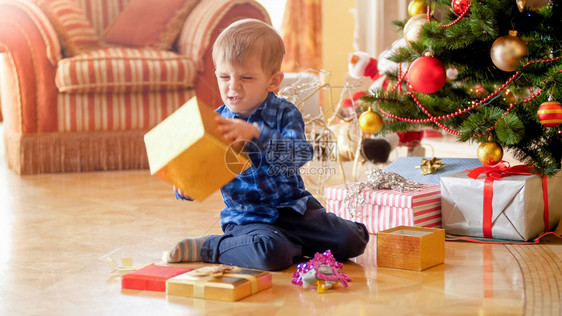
[1,124,561,315]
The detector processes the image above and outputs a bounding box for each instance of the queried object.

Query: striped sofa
[0,0,270,174]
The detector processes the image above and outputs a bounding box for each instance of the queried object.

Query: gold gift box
[144,97,250,201]
[166,267,273,301]
[377,226,445,271]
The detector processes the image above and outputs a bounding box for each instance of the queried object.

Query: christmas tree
[362,0,562,175]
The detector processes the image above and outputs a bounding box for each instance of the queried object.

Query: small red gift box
[325,184,441,234]
[121,264,193,292]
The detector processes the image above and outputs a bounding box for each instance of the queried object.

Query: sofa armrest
[0,0,61,66]
[177,0,271,108]
[0,0,61,133]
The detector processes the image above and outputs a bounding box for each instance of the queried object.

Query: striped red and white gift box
[324,184,442,234]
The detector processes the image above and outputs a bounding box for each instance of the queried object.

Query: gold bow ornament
[416,157,445,175]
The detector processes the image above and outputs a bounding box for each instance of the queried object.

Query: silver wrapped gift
[440,170,562,241]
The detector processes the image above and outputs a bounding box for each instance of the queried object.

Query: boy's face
[215,55,283,117]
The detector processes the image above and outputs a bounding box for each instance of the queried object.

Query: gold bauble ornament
[477,140,503,166]
[404,14,431,46]
[359,108,383,135]
[517,0,550,12]
[516,0,526,12]
[528,0,550,9]
[408,0,426,16]
[490,30,528,72]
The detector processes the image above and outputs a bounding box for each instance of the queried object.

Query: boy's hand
[174,186,194,201]
[215,117,259,150]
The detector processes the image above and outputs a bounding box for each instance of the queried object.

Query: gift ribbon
[106,257,152,272]
[186,266,258,298]
[467,162,549,239]
[542,175,549,235]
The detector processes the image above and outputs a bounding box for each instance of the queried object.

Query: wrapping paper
[325,184,441,234]
[383,157,482,185]
[121,265,193,292]
[441,170,562,241]
[144,97,249,201]
[377,226,445,271]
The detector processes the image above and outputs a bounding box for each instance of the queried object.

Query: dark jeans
[200,200,370,271]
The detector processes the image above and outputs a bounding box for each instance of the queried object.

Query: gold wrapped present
[166,266,272,301]
[144,97,250,201]
[377,226,445,271]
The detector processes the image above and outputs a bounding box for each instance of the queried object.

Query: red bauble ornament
[537,100,562,127]
[451,0,470,15]
[407,55,446,94]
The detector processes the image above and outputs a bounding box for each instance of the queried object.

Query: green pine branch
[364,0,562,175]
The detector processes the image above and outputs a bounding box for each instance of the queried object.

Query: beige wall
[321,0,407,116]
[321,0,356,115]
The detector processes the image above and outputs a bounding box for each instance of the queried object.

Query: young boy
[167,19,369,271]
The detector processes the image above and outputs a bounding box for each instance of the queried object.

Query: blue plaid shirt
[215,92,318,229]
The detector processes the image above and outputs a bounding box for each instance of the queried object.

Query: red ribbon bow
[467,161,535,180]
[466,162,549,239]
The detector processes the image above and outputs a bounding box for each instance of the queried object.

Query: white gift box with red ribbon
[325,184,442,234]
[441,164,562,241]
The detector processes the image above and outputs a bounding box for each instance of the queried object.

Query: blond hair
[212,19,285,76]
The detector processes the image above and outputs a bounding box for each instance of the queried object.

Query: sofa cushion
[104,0,201,50]
[36,0,101,56]
[77,0,130,35]
[55,47,196,93]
